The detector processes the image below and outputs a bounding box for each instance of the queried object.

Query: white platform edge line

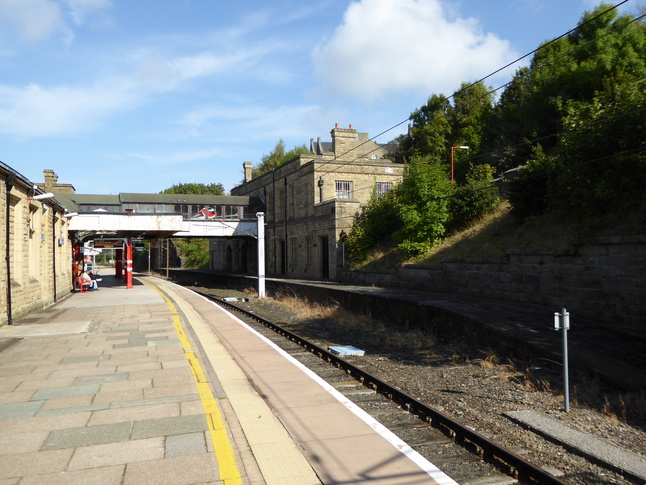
[186,287,458,485]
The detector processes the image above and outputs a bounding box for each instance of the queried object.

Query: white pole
[562,308,570,413]
[257,212,266,298]
[554,308,570,413]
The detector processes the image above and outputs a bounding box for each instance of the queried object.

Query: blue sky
[1,0,637,194]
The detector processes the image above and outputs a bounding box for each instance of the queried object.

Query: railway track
[194,289,569,485]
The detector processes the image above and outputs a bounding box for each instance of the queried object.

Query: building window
[276,188,285,221]
[29,204,39,278]
[174,205,190,219]
[225,206,240,219]
[335,180,352,199]
[376,182,392,198]
[303,182,310,216]
[288,183,294,219]
[290,237,297,265]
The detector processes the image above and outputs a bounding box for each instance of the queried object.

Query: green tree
[448,163,500,231]
[506,144,559,220]
[347,3,645,262]
[482,67,536,173]
[161,182,224,195]
[402,82,493,182]
[345,189,402,262]
[252,140,309,177]
[406,94,452,161]
[174,238,210,269]
[447,81,494,182]
[160,182,224,269]
[394,155,452,256]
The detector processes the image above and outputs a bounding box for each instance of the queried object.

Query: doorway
[320,236,329,279]
[279,240,286,275]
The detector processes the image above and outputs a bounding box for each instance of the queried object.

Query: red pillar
[115,248,123,279]
[73,243,81,288]
[126,238,133,289]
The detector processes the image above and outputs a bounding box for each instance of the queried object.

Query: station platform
[0,274,457,485]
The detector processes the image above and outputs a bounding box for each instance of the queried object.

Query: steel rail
[206,292,568,485]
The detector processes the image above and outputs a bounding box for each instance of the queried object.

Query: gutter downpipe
[272,169,276,275]
[4,173,16,325]
[284,177,288,274]
[52,208,57,302]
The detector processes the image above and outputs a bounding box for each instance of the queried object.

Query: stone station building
[1,165,74,325]
[222,124,404,280]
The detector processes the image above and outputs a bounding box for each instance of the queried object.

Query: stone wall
[1,166,73,326]
[339,236,646,339]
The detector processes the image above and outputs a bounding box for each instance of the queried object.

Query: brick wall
[339,236,646,338]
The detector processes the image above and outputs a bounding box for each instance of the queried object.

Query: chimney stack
[243,162,253,182]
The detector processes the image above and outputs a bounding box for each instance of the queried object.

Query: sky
[0,0,639,194]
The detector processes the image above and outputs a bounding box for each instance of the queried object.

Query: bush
[394,155,452,257]
[448,164,500,231]
[345,189,402,262]
[507,145,559,220]
[174,238,210,269]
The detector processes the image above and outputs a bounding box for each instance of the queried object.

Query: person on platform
[81,271,99,291]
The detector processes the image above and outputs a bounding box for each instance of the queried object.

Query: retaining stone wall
[339,237,646,339]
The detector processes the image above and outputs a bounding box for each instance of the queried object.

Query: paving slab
[0,322,92,337]
[165,432,208,458]
[67,437,165,469]
[41,421,133,450]
[0,401,44,420]
[130,414,209,440]
[122,454,219,485]
[17,465,125,485]
[31,383,99,400]
[0,448,73,477]
[0,272,465,484]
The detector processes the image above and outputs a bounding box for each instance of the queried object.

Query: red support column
[126,238,133,289]
[73,243,81,289]
[115,248,123,279]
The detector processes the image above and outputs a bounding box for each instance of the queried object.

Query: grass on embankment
[354,201,645,271]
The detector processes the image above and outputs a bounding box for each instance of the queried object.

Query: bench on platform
[76,276,92,293]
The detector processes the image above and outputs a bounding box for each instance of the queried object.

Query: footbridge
[52,192,266,292]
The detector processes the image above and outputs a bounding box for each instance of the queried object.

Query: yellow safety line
[140,278,243,485]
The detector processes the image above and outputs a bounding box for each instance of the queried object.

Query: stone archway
[225,244,233,272]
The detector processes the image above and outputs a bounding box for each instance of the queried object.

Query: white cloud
[64,0,111,26]
[127,148,222,167]
[0,46,260,138]
[179,103,318,141]
[0,80,137,136]
[0,0,111,44]
[312,0,518,100]
[0,0,70,42]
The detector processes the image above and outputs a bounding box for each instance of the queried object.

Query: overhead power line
[311,0,635,179]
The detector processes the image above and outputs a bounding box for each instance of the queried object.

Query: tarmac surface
[0,273,460,485]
